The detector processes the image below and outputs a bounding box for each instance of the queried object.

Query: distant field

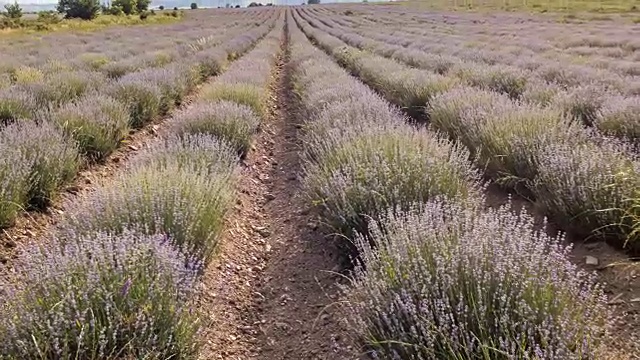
[0,4,639,360]
[392,0,639,12]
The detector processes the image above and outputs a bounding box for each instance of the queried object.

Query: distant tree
[307,0,319,4]
[112,0,137,14]
[3,2,22,18]
[57,0,101,19]
[190,2,197,9]
[158,4,164,9]
[248,2,258,6]
[266,2,272,5]
[136,0,151,13]
[234,4,240,7]
[173,6,178,10]
[225,3,230,7]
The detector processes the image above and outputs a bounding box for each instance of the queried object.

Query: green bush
[10,66,44,84]
[190,2,198,9]
[57,0,101,19]
[112,0,137,14]
[533,140,640,249]
[37,10,61,23]
[3,2,22,19]
[136,0,151,12]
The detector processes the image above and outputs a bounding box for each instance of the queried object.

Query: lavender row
[0,14,277,125]
[312,5,640,76]
[295,11,640,251]
[297,9,639,142]
[0,14,277,230]
[173,13,285,158]
[0,9,276,75]
[0,15,285,359]
[288,11,610,359]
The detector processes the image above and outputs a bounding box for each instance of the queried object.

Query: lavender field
[0,4,639,360]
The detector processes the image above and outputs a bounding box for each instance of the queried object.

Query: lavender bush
[452,63,529,99]
[551,85,608,126]
[171,101,260,156]
[0,231,201,359]
[300,95,405,164]
[0,121,80,208]
[344,200,610,359]
[120,66,195,116]
[60,164,234,263]
[429,87,513,152]
[521,79,563,107]
[199,83,266,119]
[29,71,106,107]
[595,95,640,141]
[107,78,163,128]
[303,127,482,235]
[131,133,238,177]
[0,89,36,126]
[0,145,32,228]
[52,94,130,161]
[533,140,640,249]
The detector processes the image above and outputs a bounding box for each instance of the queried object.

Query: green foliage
[112,0,137,15]
[159,4,164,9]
[102,4,124,15]
[3,2,22,19]
[308,0,320,3]
[37,10,61,23]
[136,0,151,12]
[57,0,100,19]
[190,2,198,9]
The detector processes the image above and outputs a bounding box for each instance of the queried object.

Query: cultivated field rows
[293,8,640,255]
[0,5,639,360]
[297,8,640,132]
[0,9,275,74]
[288,9,634,359]
[307,7,640,82]
[0,10,279,233]
[0,8,285,358]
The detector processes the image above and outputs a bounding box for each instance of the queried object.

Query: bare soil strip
[196,20,356,360]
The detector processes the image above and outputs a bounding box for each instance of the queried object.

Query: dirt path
[196,19,356,360]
